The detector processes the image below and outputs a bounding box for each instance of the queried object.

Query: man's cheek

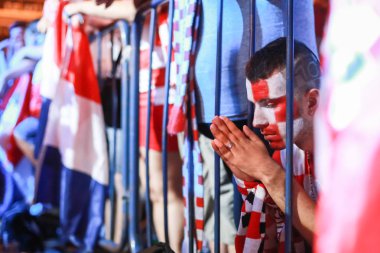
[268,123,286,149]
[274,102,287,122]
[262,107,277,124]
[274,102,301,122]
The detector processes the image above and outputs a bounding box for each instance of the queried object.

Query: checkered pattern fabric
[167,0,203,251]
[234,145,317,253]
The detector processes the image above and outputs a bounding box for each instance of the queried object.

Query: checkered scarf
[234,145,317,253]
[167,0,203,250]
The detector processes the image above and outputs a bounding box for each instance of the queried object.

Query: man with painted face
[210,37,320,252]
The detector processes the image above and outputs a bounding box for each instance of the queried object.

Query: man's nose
[252,106,269,129]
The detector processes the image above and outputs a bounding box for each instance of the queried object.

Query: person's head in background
[8,21,27,56]
[25,20,45,47]
[245,37,321,152]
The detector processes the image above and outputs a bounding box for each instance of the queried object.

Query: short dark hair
[9,21,27,31]
[245,37,321,95]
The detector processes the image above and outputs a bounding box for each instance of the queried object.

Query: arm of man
[64,0,138,21]
[0,59,36,95]
[10,46,43,66]
[210,116,315,244]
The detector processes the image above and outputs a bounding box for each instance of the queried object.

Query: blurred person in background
[0,21,28,95]
[0,20,45,97]
[0,20,46,220]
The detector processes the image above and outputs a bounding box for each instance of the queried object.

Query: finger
[211,140,222,156]
[211,140,228,160]
[213,139,231,157]
[212,141,238,172]
[243,125,260,142]
[220,116,247,140]
[211,117,240,144]
[210,123,234,148]
[212,139,234,163]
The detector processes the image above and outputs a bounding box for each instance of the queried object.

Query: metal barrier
[285,1,294,252]
[95,0,296,252]
[93,20,131,252]
[214,1,223,252]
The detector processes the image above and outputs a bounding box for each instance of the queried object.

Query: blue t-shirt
[194,0,317,123]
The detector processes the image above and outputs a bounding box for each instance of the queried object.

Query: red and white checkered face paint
[246,71,303,150]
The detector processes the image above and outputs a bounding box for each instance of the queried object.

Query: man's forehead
[246,71,286,102]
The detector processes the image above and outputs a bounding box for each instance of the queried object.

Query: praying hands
[210,116,281,185]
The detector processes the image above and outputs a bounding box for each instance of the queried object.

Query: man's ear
[306,88,319,116]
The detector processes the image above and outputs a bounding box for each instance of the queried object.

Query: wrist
[260,160,284,187]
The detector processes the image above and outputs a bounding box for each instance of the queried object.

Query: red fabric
[29,84,42,118]
[313,2,329,39]
[64,26,101,103]
[0,74,33,166]
[54,1,68,67]
[139,92,178,152]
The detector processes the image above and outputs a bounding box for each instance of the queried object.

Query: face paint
[248,71,303,149]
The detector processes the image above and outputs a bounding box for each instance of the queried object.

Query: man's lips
[260,126,283,142]
[262,134,283,142]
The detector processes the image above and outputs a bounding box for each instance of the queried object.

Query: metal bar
[144,8,158,247]
[161,0,175,246]
[136,0,168,15]
[109,29,117,241]
[285,0,294,252]
[214,0,224,252]
[97,32,103,90]
[117,19,131,253]
[249,0,256,57]
[100,23,119,37]
[129,16,143,253]
[247,0,256,128]
[187,96,195,253]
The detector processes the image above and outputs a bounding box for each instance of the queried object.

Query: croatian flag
[35,2,109,250]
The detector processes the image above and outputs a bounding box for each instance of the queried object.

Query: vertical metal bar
[161,0,175,246]
[109,29,117,241]
[285,0,294,252]
[214,0,223,252]
[187,97,195,253]
[144,8,157,247]
[247,0,256,127]
[118,20,131,252]
[129,17,143,253]
[97,32,104,90]
[249,0,256,58]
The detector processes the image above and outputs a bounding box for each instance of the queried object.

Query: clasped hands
[210,116,278,184]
